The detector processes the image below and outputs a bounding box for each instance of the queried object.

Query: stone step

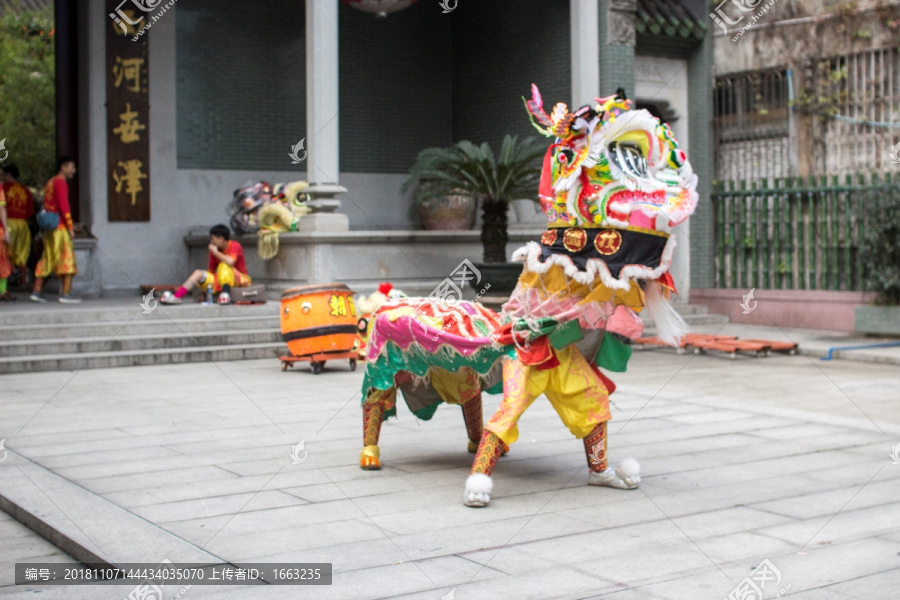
[0,328,282,357]
[0,314,280,341]
[0,300,280,326]
[0,342,286,375]
[0,448,224,567]
[672,303,710,316]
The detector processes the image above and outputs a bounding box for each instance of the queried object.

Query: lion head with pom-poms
[524,84,697,233]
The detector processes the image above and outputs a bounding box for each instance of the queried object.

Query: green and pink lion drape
[360,86,699,507]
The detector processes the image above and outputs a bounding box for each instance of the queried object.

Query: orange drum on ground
[280,284,358,357]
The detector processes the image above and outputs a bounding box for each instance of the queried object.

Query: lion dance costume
[360,86,699,507]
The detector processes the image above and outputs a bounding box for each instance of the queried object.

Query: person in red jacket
[1,164,35,286]
[31,157,79,303]
[160,224,251,305]
[0,185,13,302]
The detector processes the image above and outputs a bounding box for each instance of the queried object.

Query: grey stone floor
[0,511,79,590]
[1,343,899,599]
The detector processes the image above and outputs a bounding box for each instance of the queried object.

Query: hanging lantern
[342,0,417,18]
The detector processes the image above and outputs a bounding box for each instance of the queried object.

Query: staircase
[0,296,728,375]
[0,301,284,374]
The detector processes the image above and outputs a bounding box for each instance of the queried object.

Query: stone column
[598,0,636,96]
[687,28,715,294]
[570,0,600,107]
[305,0,348,229]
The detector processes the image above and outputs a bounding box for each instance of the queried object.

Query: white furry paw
[588,458,640,490]
[463,473,493,507]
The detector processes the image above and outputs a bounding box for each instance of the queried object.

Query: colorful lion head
[525,84,698,233]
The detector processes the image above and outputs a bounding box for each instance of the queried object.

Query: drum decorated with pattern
[280,284,358,357]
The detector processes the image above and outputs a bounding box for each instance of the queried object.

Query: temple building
[45,0,713,298]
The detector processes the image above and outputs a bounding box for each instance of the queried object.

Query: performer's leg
[360,386,395,470]
[583,421,608,473]
[464,359,543,507]
[461,394,483,453]
[0,231,10,300]
[31,247,50,302]
[8,220,30,286]
[470,430,505,476]
[31,275,46,296]
[543,346,639,489]
[55,229,80,302]
[216,262,235,295]
[164,270,208,304]
[583,421,638,487]
[31,232,52,301]
[428,367,491,454]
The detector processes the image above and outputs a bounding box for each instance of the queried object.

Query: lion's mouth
[606,188,668,221]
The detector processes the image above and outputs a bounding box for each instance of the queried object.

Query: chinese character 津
[112,159,147,205]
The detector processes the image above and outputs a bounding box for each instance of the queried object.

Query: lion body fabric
[359,87,700,494]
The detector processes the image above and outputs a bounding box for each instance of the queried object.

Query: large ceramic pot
[418,195,476,230]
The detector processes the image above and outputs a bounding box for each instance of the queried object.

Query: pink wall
[691,289,877,332]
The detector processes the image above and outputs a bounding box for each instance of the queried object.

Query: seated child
[160,224,251,305]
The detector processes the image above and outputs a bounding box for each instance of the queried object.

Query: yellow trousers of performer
[7,219,31,267]
[35,227,77,278]
[428,367,482,406]
[486,345,611,446]
[201,262,251,292]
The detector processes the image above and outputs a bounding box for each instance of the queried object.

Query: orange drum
[280,284,359,357]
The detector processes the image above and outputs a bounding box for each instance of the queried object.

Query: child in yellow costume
[31,157,79,303]
[160,224,251,305]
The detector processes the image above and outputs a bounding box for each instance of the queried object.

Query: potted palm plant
[403,135,545,292]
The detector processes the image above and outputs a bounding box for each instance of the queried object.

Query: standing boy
[31,157,79,303]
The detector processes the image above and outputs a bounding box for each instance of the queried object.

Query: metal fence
[711,174,896,291]
[714,47,900,182]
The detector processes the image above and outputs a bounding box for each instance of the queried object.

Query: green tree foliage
[860,183,900,306]
[0,2,55,188]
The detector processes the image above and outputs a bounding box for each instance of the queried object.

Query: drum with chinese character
[280,284,358,358]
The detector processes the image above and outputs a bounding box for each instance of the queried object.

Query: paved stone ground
[0,511,79,591]
[1,334,899,599]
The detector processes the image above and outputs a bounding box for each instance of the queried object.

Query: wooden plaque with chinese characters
[106,0,150,221]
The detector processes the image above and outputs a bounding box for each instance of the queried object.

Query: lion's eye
[608,142,648,178]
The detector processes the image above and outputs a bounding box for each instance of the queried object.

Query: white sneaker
[588,458,641,490]
[58,294,82,304]
[30,293,47,303]
[159,291,183,305]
